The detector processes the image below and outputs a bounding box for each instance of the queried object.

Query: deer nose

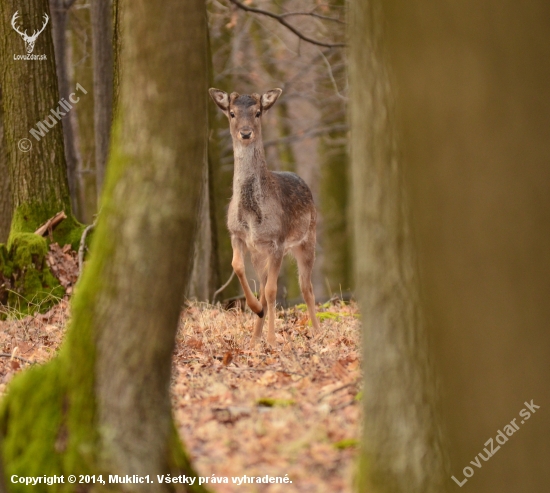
[240,129,253,139]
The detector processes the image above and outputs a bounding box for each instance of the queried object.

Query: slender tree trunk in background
[0,88,12,244]
[0,0,209,489]
[382,1,550,491]
[318,46,351,295]
[188,30,221,301]
[50,0,82,218]
[70,0,97,223]
[348,1,447,492]
[207,14,239,299]
[91,0,113,196]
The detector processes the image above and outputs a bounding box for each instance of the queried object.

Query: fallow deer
[209,88,321,346]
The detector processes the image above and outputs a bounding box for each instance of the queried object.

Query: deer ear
[261,88,282,111]
[209,88,229,113]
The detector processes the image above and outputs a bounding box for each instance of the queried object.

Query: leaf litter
[0,261,362,493]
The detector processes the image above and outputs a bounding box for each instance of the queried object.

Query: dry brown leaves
[0,300,69,395]
[173,300,361,492]
[46,242,79,295]
[0,299,361,492]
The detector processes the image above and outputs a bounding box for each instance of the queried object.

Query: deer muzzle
[239,128,253,140]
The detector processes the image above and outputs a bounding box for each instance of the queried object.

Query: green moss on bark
[9,203,85,251]
[0,205,85,316]
[1,234,64,315]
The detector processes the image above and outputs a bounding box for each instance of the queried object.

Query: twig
[318,49,347,101]
[212,270,236,303]
[78,220,96,274]
[227,366,305,378]
[279,11,345,24]
[0,353,35,365]
[318,381,357,402]
[227,0,345,49]
[331,399,358,412]
[34,211,67,237]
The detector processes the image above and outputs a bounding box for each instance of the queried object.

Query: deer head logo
[11,11,49,54]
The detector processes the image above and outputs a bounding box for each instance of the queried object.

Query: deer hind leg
[231,237,263,316]
[293,241,320,333]
[250,252,268,346]
[265,250,284,345]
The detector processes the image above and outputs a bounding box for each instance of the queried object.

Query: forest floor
[0,253,361,492]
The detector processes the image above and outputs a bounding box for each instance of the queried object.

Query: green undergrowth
[256,397,296,408]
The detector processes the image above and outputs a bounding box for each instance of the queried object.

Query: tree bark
[349,1,447,492]
[69,0,97,224]
[0,0,77,237]
[0,0,83,313]
[382,1,550,491]
[1,0,209,490]
[49,0,82,218]
[91,0,113,196]
[0,87,11,244]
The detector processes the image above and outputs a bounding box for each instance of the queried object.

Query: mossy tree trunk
[349,1,448,492]
[0,0,78,237]
[0,0,83,313]
[0,0,209,490]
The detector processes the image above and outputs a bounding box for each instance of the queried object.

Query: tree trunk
[0,0,82,313]
[91,0,113,196]
[207,17,239,300]
[348,1,447,492]
[383,1,550,491]
[49,0,82,218]
[0,0,77,235]
[69,0,98,224]
[0,0,209,490]
[0,87,11,244]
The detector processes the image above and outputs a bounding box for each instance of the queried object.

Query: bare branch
[264,123,348,149]
[227,0,345,49]
[279,11,345,25]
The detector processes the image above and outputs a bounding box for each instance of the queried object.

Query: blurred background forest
[0,0,351,304]
[1,0,549,491]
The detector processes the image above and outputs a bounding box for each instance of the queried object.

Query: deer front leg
[250,252,268,347]
[265,251,284,345]
[231,237,263,316]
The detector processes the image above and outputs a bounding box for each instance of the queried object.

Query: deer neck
[232,141,269,195]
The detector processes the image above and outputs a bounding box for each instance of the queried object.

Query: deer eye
[230,111,235,118]
[255,110,261,118]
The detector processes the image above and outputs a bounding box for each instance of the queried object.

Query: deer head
[209,88,282,146]
[11,11,49,54]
